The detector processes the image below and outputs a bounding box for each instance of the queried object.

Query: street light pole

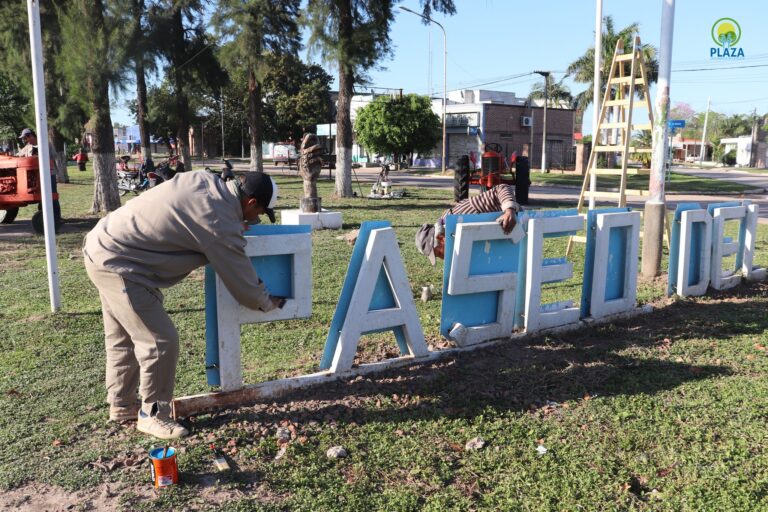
[400,6,447,175]
[590,0,603,209]
[534,70,550,172]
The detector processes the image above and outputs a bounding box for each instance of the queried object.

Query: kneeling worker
[416,184,519,264]
[83,171,285,439]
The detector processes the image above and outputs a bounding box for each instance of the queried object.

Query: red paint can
[149,447,178,488]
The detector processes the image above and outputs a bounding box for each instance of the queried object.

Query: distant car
[272,142,298,168]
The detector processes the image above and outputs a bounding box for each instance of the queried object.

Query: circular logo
[711,17,741,47]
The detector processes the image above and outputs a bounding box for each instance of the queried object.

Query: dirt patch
[0,481,135,511]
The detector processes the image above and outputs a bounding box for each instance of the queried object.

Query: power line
[673,63,768,72]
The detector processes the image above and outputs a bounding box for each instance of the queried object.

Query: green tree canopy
[262,54,333,143]
[354,94,440,158]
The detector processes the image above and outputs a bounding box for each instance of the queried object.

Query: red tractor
[0,155,61,233]
[454,143,516,201]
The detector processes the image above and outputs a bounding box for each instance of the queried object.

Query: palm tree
[527,78,573,108]
[566,16,658,136]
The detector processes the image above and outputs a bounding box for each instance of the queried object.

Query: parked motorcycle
[116,156,176,196]
[205,159,235,181]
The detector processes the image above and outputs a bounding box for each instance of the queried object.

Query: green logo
[711,17,741,47]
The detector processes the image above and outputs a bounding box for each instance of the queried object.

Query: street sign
[668,119,686,129]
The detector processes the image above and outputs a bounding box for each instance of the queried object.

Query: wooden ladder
[567,36,659,255]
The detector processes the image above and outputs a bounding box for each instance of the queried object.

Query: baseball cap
[19,128,34,139]
[415,223,436,265]
[241,172,278,223]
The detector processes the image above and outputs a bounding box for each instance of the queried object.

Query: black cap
[240,172,278,223]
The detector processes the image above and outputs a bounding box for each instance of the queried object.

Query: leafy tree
[262,54,333,143]
[0,71,29,143]
[305,0,456,197]
[566,16,658,135]
[215,0,301,171]
[354,94,440,163]
[527,78,573,108]
[670,102,695,122]
[0,0,88,183]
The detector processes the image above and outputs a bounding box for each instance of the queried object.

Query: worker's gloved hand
[496,209,517,234]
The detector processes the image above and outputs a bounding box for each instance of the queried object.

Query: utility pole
[642,0,675,278]
[698,96,711,165]
[534,70,550,172]
[589,0,603,209]
[220,87,225,158]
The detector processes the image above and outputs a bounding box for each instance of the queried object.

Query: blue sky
[113,0,768,133]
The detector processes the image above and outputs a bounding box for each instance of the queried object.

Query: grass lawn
[528,170,755,194]
[1,163,768,510]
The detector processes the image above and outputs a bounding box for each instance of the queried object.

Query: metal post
[534,70,550,172]
[699,96,711,165]
[642,0,675,278]
[400,6,446,174]
[589,0,603,209]
[220,87,225,158]
[26,0,60,312]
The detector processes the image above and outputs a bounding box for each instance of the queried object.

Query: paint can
[148,446,178,488]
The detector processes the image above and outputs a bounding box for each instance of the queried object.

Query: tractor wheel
[31,209,61,234]
[454,166,469,202]
[32,210,44,234]
[0,207,19,224]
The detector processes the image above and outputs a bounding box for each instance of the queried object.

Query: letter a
[330,227,428,373]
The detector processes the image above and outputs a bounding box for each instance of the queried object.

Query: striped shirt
[440,185,518,221]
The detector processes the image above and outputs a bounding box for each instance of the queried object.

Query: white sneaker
[137,411,189,440]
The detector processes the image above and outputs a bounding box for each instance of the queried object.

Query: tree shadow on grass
[198,284,768,431]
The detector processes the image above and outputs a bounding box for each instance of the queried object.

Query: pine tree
[59,0,124,212]
[304,0,455,197]
[215,0,301,172]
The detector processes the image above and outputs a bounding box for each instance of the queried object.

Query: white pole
[439,22,447,175]
[641,0,675,278]
[589,0,603,209]
[400,7,446,175]
[541,74,548,172]
[699,96,711,165]
[27,0,61,312]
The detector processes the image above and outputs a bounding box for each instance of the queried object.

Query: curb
[530,181,765,196]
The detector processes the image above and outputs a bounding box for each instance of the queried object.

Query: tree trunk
[171,7,191,170]
[48,126,69,184]
[334,0,354,197]
[135,59,151,161]
[90,84,120,213]
[248,68,263,172]
[303,179,318,199]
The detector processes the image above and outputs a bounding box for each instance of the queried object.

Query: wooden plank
[594,145,652,153]
[609,75,645,85]
[604,99,630,107]
[593,168,651,175]
[614,53,635,62]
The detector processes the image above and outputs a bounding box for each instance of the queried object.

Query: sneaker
[137,411,189,440]
[109,402,140,422]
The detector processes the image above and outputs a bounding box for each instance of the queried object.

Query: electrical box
[521,116,533,128]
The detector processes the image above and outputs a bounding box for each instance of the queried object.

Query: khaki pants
[84,259,179,416]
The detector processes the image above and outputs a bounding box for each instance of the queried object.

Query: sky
[112,0,768,134]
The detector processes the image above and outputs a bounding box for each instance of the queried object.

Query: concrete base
[281,209,343,230]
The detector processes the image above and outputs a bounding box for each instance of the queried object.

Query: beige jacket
[18,141,60,176]
[83,171,274,312]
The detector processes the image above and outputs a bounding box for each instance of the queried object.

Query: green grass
[528,170,755,194]
[1,163,768,510]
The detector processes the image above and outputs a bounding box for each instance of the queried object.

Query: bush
[721,149,736,166]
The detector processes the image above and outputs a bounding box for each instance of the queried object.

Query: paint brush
[162,444,169,458]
